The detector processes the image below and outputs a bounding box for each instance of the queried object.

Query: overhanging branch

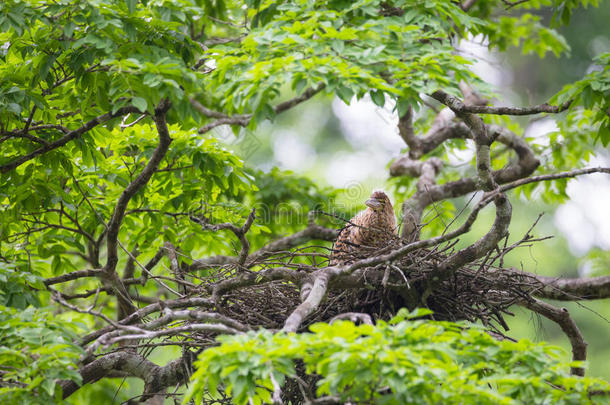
[195,85,326,134]
[0,106,141,174]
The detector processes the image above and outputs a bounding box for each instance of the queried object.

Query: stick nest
[207,234,545,335]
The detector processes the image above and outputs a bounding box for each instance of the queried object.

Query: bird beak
[365,198,382,210]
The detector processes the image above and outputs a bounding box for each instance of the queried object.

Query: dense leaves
[0,306,83,404]
[186,309,610,405]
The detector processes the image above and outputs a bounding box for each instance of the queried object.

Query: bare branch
[100,309,247,348]
[432,90,571,116]
[188,222,337,271]
[246,223,338,266]
[496,167,610,194]
[512,270,610,301]
[213,267,302,300]
[196,208,256,266]
[520,299,587,376]
[44,269,102,286]
[283,270,334,332]
[81,297,214,346]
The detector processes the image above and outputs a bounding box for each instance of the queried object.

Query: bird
[330,190,397,265]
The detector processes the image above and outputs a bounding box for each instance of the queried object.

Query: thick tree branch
[512,271,610,301]
[394,122,538,237]
[105,100,172,272]
[102,100,172,318]
[60,351,193,399]
[426,91,513,283]
[283,269,335,332]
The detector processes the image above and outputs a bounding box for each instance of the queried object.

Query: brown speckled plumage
[330,190,397,265]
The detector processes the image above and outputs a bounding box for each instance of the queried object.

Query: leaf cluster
[0,306,83,404]
[185,309,609,405]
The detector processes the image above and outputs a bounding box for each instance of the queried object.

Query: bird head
[365,190,391,212]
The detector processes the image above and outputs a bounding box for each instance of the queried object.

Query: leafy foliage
[552,52,610,146]
[186,309,609,405]
[0,306,83,403]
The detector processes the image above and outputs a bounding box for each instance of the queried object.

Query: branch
[212,267,302,301]
[283,269,334,332]
[195,208,256,266]
[426,91,513,281]
[107,323,242,346]
[105,100,172,272]
[397,105,418,148]
[386,167,609,277]
[60,351,192,399]
[510,270,610,301]
[196,85,325,134]
[102,100,172,317]
[431,90,571,116]
[44,269,102,286]
[246,222,338,266]
[394,122,539,236]
[188,222,338,271]
[462,102,572,115]
[95,309,247,350]
[496,167,610,194]
[0,106,140,174]
[520,299,587,376]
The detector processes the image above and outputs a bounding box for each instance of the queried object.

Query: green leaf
[132,96,148,112]
[370,90,385,107]
[125,0,138,14]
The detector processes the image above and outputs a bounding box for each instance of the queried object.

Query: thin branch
[188,222,336,271]
[512,271,610,301]
[0,106,140,174]
[195,208,256,266]
[212,267,301,301]
[496,167,610,194]
[196,85,325,134]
